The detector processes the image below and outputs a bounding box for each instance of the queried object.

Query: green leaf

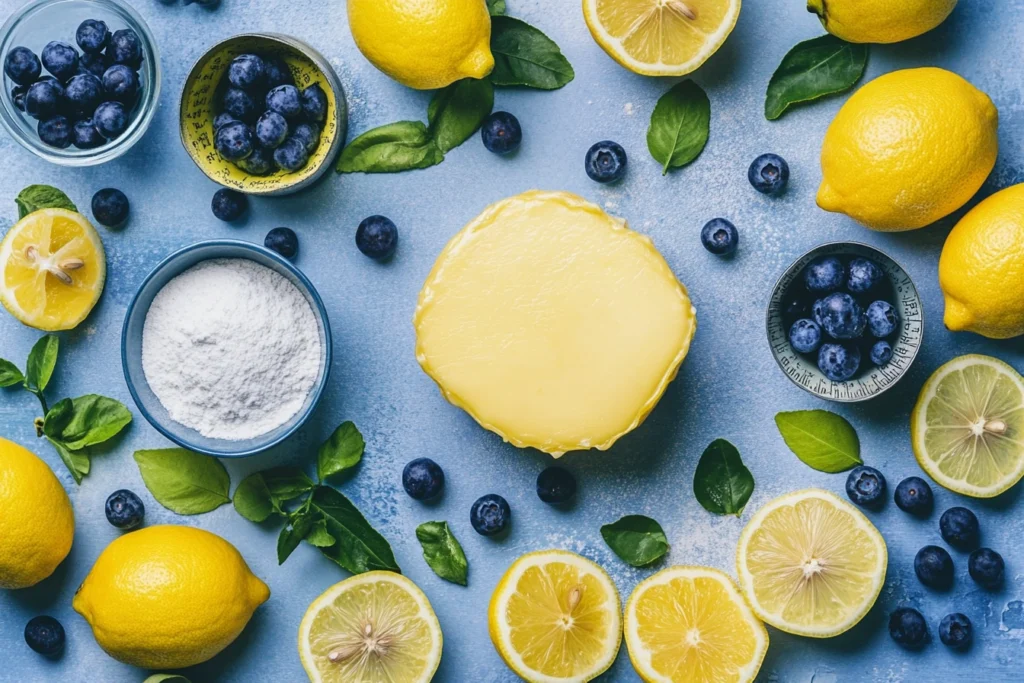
[263,466,315,501]
[765,35,868,121]
[416,521,468,586]
[310,485,400,574]
[336,121,444,174]
[25,335,58,392]
[490,16,575,90]
[600,515,670,567]
[46,436,89,484]
[647,80,711,175]
[278,512,316,565]
[15,185,77,219]
[0,358,24,388]
[317,421,365,482]
[133,448,231,515]
[143,675,191,683]
[42,398,74,438]
[48,395,131,450]
[233,472,276,522]
[774,410,862,473]
[428,78,495,154]
[693,439,755,516]
[306,518,336,548]
[487,0,506,15]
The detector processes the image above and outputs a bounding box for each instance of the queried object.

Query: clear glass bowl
[0,0,160,165]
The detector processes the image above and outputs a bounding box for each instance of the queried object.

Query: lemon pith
[489,550,622,682]
[624,566,768,683]
[807,0,958,44]
[911,355,1024,498]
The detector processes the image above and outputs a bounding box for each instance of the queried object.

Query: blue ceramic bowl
[122,240,332,457]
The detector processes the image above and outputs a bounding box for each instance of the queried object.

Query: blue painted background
[1,0,1023,681]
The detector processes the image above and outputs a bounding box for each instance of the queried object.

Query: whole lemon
[348,0,494,90]
[73,525,269,669]
[808,0,958,44]
[940,184,1024,339]
[818,68,997,232]
[0,437,74,589]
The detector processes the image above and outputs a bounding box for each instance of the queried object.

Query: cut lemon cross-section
[624,566,768,683]
[298,572,442,683]
[489,550,621,682]
[0,208,105,331]
[583,0,741,76]
[736,489,887,638]
[911,355,1024,498]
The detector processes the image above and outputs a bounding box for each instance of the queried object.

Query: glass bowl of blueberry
[0,0,159,165]
[766,242,924,402]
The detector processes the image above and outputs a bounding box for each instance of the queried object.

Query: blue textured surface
[1,1,1023,681]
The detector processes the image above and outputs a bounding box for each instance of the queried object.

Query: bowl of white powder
[122,240,331,457]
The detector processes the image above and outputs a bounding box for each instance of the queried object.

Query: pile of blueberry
[784,254,900,382]
[213,53,327,175]
[4,20,145,149]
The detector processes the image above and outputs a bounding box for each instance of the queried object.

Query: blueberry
[93,101,127,139]
[24,80,64,120]
[266,84,301,119]
[894,476,933,516]
[748,153,789,195]
[915,545,954,589]
[265,227,298,259]
[817,343,860,381]
[869,340,893,366]
[847,257,884,293]
[101,64,139,104]
[700,218,738,256]
[845,465,886,508]
[481,111,522,154]
[254,110,288,148]
[24,616,64,656]
[109,29,142,68]
[356,215,398,260]
[968,548,1004,588]
[803,256,845,294]
[104,488,144,528]
[470,494,510,536]
[939,507,980,550]
[789,318,822,354]
[41,41,78,82]
[402,457,445,500]
[237,145,276,176]
[227,53,265,90]
[76,19,110,54]
[292,122,320,154]
[585,140,627,183]
[866,300,899,338]
[222,87,257,122]
[939,613,972,650]
[78,52,107,78]
[263,56,293,89]
[537,466,576,504]
[64,73,102,115]
[4,47,41,85]
[815,293,866,339]
[37,116,71,148]
[215,120,253,161]
[91,188,129,227]
[272,136,309,171]
[301,84,327,123]
[213,112,236,131]
[11,85,26,111]
[889,608,928,649]
[211,188,247,221]
[71,119,104,149]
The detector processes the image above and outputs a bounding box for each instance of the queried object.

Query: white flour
[142,258,322,440]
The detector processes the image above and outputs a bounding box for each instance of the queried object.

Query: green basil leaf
[487,0,506,15]
[25,335,58,392]
[428,78,495,153]
[306,517,336,548]
[133,448,231,515]
[310,485,400,574]
[490,16,574,90]
[693,439,755,516]
[278,512,316,565]
[233,472,275,522]
[143,675,191,683]
[42,398,74,437]
[317,421,365,482]
[775,410,862,473]
[15,185,77,219]
[336,121,444,174]
[50,395,131,450]
[647,80,710,175]
[416,521,468,586]
[765,35,868,121]
[0,358,24,387]
[263,466,315,501]
[46,436,88,484]
[601,515,669,567]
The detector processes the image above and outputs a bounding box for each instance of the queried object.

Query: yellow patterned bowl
[179,34,346,196]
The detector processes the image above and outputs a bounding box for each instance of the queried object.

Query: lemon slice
[298,572,442,683]
[583,0,741,76]
[911,354,1024,498]
[0,208,106,331]
[736,489,887,638]
[489,550,621,682]
[624,566,767,683]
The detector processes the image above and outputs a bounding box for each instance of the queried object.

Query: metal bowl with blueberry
[766,242,923,402]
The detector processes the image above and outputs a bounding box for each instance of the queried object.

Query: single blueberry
[272,136,309,171]
[78,52,107,78]
[481,111,522,154]
[266,84,301,119]
[24,616,64,656]
[211,188,247,221]
[213,112,236,131]
[803,256,845,293]
[292,122,320,154]
[866,300,899,338]
[915,545,954,589]
[104,488,144,528]
[845,465,886,508]
[402,458,445,500]
[889,608,928,649]
[227,53,265,90]
[24,80,64,120]
[222,87,257,122]
[108,29,142,67]
[11,85,26,111]
[101,64,139,103]
[869,340,893,366]
[76,19,110,54]
[585,140,627,183]
[537,466,577,504]
[255,110,288,148]
[939,613,972,650]
[968,548,1004,588]
[4,46,41,85]
[817,343,860,382]
[847,257,884,293]
[64,73,102,115]
[265,227,299,259]
[301,83,327,123]
[470,493,511,536]
[237,145,276,176]
[700,218,738,256]
[789,318,822,354]
[93,100,127,139]
[356,215,398,260]
[215,120,253,161]
[91,188,129,227]
[816,293,866,339]
[263,56,293,89]
[37,116,71,148]
[71,119,104,149]
[939,507,980,550]
[894,476,933,516]
[41,41,78,82]
[748,153,789,195]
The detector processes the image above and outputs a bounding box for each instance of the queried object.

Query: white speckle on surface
[624,102,635,116]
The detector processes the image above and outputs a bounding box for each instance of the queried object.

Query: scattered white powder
[142,258,321,440]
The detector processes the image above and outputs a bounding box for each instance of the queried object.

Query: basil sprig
[601,515,670,567]
[416,521,469,585]
[693,439,754,516]
[775,409,862,473]
[765,35,868,120]
[647,80,710,174]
